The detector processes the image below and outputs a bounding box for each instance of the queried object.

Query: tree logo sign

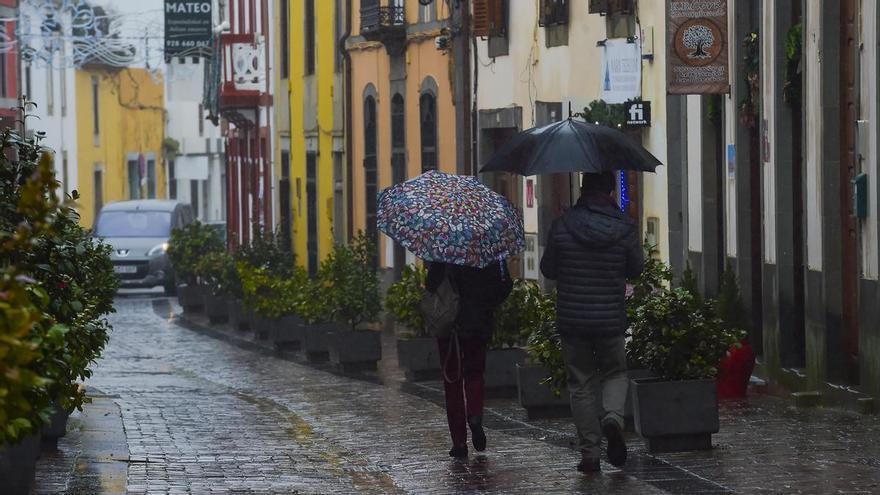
[668,1,729,94]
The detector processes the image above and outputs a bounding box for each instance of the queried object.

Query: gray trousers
[560,334,628,458]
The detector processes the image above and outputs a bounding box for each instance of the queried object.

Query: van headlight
[147,242,169,256]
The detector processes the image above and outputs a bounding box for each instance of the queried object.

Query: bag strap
[442,331,462,383]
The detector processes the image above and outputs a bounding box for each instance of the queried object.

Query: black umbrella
[480,118,662,175]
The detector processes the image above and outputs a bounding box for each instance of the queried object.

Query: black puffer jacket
[540,194,644,337]
[426,262,513,340]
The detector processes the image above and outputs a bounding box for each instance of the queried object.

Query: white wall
[761,0,777,264]
[804,0,823,270]
[475,0,669,260]
[859,0,879,279]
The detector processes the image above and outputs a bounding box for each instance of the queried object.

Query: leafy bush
[1,129,117,427]
[322,232,381,330]
[715,263,749,335]
[196,250,241,298]
[493,279,545,349]
[238,261,308,319]
[522,289,565,395]
[168,221,224,285]
[234,227,295,277]
[626,245,745,381]
[385,264,427,337]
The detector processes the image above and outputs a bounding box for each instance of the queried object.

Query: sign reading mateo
[667,0,730,94]
[164,1,213,58]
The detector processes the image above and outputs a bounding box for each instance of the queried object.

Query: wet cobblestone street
[31,293,880,494]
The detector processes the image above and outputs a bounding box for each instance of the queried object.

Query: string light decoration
[619,170,630,212]
[4,0,206,72]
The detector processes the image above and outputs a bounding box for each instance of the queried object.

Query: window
[169,160,177,199]
[391,94,405,151]
[198,103,204,136]
[364,94,378,263]
[539,0,569,26]
[419,1,436,23]
[473,0,506,37]
[60,67,67,116]
[95,211,171,238]
[305,0,315,75]
[190,180,199,218]
[127,158,140,199]
[147,157,156,198]
[91,77,99,139]
[419,92,438,173]
[280,0,289,79]
[93,168,103,216]
[0,52,7,97]
[61,150,69,195]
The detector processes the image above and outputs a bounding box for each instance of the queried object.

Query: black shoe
[602,419,627,467]
[449,445,468,458]
[577,453,600,473]
[468,416,487,452]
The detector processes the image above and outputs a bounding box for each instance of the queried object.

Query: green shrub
[322,232,381,330]
[626,245,745,380]
[493,279,545,349]
[522,289,565,395]
[168,222,224,285]
[197,251,241,298]
[385,264,427,337]
[238,261,308,319]
[234,227,295,277]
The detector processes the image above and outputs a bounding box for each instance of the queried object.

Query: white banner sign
[600,39,642,104]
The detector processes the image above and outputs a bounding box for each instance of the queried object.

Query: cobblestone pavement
[32,293,880,494]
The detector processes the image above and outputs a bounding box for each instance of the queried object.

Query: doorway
[306,152,318,277]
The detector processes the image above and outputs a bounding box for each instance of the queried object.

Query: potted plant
[239,259,308,348]
[196,251,239,324]
[519,289,571,419]
[386,264,440,380]
[324,233,383,372]
[167,221,224,313]
[234,228,298,338]
[627,253,744,453]
[299,273,340,362]
[486,280,538,397]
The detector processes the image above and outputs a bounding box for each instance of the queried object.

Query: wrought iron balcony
[360,3,406,44]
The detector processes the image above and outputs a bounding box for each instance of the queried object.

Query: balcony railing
[360,4,405,38]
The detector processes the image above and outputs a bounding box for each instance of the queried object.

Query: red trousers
[437,336,487,447]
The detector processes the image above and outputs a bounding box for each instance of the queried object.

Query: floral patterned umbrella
[377,170,525,268]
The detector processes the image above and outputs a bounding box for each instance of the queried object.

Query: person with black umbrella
[539,171,644,473]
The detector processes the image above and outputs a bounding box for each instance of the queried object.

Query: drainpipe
[341,0,353,240]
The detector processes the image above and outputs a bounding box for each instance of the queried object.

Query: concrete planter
[516,364,571,419]
[328,329,383,372]
[485,348,529,398]
[0,433,40,495]
[204,293,230,324]
[272,314,306,350]
[631,377,719,453]
[624,369,656,432]
[177,284,205,313]
[251,314,276,341]
[40,402,69,449]
[228,299,251,331]
[304,323,345,362]
[396,337,441,381]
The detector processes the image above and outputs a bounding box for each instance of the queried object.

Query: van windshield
[95,211,172,238]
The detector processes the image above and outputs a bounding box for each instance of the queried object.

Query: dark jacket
[540,193,644,337]
[426,261,513,340]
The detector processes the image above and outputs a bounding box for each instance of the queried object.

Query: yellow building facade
[75,67,165,227]
[347,0,457,274]
[283,0,346,275]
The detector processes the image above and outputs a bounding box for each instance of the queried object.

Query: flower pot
[516,364,571,419]
[251,314,276,341]
[624,369,657,432]
[396,337,441,381]
[228,299,251,331]
[304,323,344,362]
[631,377,719,453]
[177,284,205,313]
[485,348,529,398]
[0,433,40,495]
[204,293,230,324]
[716,339,756,399]
[40,402,70,449]
[273,314,306,350]
[328,329,383,373]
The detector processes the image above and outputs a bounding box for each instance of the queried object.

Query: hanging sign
[667,0,730,94]
[164,1,213,58]
[624,100,651,127]
[600,39,642,104]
